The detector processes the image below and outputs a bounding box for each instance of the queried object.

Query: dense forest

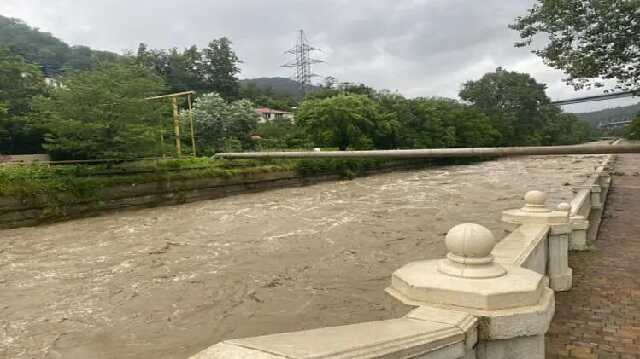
[0,14,596,159]
[240,77,319,101]
[0,15,123,75]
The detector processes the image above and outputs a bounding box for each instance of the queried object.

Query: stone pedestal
[387,223,554,359]
[501,191,572,292]
[569,215,589,251]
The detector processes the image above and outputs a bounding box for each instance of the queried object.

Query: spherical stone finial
[438,223,507,279]
[522,190,550,213]
[445,223,496,259]
[557,202,571,212]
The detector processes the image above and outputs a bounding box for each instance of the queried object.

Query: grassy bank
[0,157,429,207]
[1,158,286,205]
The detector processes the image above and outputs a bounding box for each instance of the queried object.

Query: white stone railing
[192,307,477,359]
[190,154,615,359]
[568,154,614,250]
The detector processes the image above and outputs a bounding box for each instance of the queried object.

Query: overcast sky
[1,0,637,112]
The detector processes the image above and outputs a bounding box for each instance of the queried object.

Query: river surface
[0,154,605,359]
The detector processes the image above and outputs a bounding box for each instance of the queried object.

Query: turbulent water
[0,154,605,359]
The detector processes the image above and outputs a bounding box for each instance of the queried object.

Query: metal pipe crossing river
[214,144,640,160]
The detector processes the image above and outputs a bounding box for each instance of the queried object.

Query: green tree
[447,104,503,148]
[0,48,47,154]
[511,0,640,91]
[65,45,123,72]
[399,97,502,149]
[33,63,167,160]
[201,38,241,100]
[305,82,377,101]
[296,94,383,150]
[540,110,593,145]
[188,93,259,154]
[625,114,640,140]
[137,39,242,98]
[255,117,309,149]
[137,44,207,93]
[460,68,555,146]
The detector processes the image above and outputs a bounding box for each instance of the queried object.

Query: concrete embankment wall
[0,161,436,229]
[0,171,337,229]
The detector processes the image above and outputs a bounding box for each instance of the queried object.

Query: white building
[255,107,294,123]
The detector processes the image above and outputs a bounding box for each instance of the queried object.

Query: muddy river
[0,154,605,359]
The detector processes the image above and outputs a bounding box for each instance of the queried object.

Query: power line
[282,30,323,94]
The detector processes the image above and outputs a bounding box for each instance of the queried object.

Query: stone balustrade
[568,154,614,250]
[191,154,615,359]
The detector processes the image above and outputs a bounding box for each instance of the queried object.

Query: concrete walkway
[547,153,640,359]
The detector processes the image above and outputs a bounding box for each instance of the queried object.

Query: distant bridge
[599,120,632,129]
[552,90,638,106]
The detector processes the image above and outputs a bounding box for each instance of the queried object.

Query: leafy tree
[625,114,640,140]
[64,46,124,72]
[401,98,501,149]
[511,0,640,91]
[460,68,592,146]
[305,82,377,101]
[446,104,503,148]
[296,94,384,150]
[542,108,596,145]
[375,92,414,149]
[201,38,241,100]
[0,48,47,154]
[164,46,204,93]
[137,38,242,99]
[188,93,259,154]
[137,44,207,93]
[255,118,310,149]
[460,68,555,146]
[33,63,167,160]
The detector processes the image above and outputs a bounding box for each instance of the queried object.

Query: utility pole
[187,93,196,157]
[171,96,182,157]
[146,91,197,158]
[282,30,323,94]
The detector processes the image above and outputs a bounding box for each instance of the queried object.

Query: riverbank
[0,157,445,229]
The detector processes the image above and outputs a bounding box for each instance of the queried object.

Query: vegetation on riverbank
[1,157,450,211]
[0,158,283,203]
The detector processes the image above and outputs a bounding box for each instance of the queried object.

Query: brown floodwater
[0,154,605,359]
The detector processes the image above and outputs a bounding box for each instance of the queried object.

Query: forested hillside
[240,77,320,100]
[572,102,640,127]
[0,14,122,75]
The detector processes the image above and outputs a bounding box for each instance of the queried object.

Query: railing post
[573,182,605,244]
[502,191,572,291]
[387,223,554,359]
[590,185,603,208]
[568,215,590,251]
[550,203,573,291]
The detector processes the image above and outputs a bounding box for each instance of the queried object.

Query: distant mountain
[0,14,122,76]
[572,102,640,127]
[240,77,320,100]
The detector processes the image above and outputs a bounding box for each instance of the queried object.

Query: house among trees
[255,107,294,123]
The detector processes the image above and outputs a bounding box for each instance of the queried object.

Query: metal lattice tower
[282,30,323,93]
